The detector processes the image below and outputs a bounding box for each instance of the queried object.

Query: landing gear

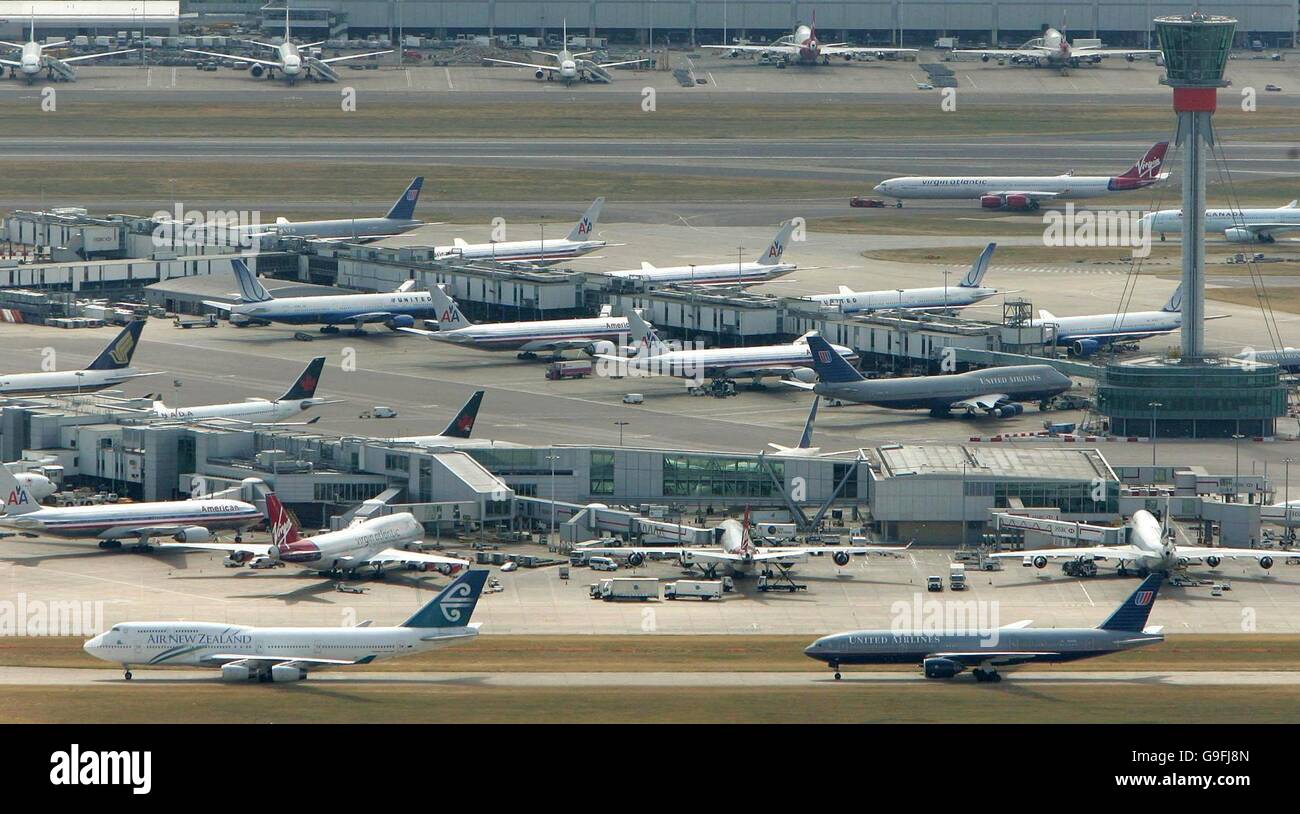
[895,200,903,208]
[99,539,122,549]
[517,351,539,360]
[123,667,133,681]
[320,325,340,334]
[973,668,1001,683]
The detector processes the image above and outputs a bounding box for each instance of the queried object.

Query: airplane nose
[873,182,886,192]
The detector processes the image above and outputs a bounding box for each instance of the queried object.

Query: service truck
[949,563,967,591]
[664,579,724,601]
[590,577,659,601]
[546,360,593,380]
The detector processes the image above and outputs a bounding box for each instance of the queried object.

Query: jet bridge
[515,496,715,546]
[991,512,1128,546]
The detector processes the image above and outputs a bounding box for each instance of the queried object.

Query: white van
[589,556,619,572]
[622,393,644,404]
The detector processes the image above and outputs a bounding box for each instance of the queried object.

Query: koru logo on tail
[439,581,476,623]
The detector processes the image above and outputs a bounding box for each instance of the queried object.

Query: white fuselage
[229,291,433,326]
[1113,511,1175,571]
[276,41,303,77]
[19,41,41,77]
[604,261,795,287]
[874,174,1114,201]
[1145,207,1300,236]
[433,237,604,264]
[1034,309,1179,343]
[151,397,319,423]
[808,285,997,313]
[0,499,262,539]
[274,513,425,571]
[0,367,143,396]
[431,317,630,352]
[629,340,857,381]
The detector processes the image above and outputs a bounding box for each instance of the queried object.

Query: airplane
[1,14,135,83]
[599,310,859,388]
[954,27,1159,72]
[385,390,495,448]
[204,259,435,334]
[1237,348,1300,373]
[1143,201,1300,244]
[0,320,157,397]
[805,243,1000,314]
[791,333,1073,418]
[805,573,1165,682]
[990,509,1288,576]
[704,14,918,65]
[82,569,489,681]
[580,513,909,577]
[185,6,391,84]
[0,465,262,549]
[485,20,647,84]
[432,198,605,265]
[265,177,425,243]
[768,397,823,456]
[140,356,336,425]
[399,285,637,360]
[3,465,55,502]
[170,492,469,579]
[1033,284,1226,358]
[873,142,1169,210]
[600,222,797,288]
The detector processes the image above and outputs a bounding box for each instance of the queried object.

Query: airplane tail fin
[0,465,41,515]
[566,197,604,242]
[626,308,665,356]
[277,356,325,401]
[440,390,484,438]
[1116,141,1169,181]
[428,284,473,329]
[797,396,819,449]
[960,242,996,287]
[86,320,145,371]
[1097,574,1163,632]
[805,334,864,384]
[756,221,795,266]
[231,259,273,303]
[264,492,302,548]
[401,570,490,628]
[384,176,425,221]
[1161,283,1183,313]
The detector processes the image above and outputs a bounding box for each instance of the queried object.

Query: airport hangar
[0,1,180,39]
[208,0,1300,46]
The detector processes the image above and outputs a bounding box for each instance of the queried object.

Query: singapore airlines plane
[0,320,156,397]
[0,16,135,83]
[705,14,917,65]
[873,142,1168,210]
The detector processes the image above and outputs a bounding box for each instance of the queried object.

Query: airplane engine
[386,315,415,330]
[223,549,256,566]
[220,664,251,682]
[980,54,991,62]
[586,339,617,357]
[923,657,964,679]
[438,563,464,576]
[790,366,818,384]
[832,551,851,567]
[1003,194,1035,211]
[249,64,265,78]
[1224,228,1259,244]
[172,526,210,544]
[1032,555,1048,569]
[627,551,645,567]
[1126,54,1136,62]
[980,195,1004,209]
[994,403,1024,418]
[271,664,306,682]
[678,552,696,568]
[1206,556,1222,568]
[534,69,546,80]
[1070,339,1102,357]
[1260,556,1274,570]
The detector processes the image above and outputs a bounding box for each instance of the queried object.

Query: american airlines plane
[1144,200,1300,244]
[873,142,1168,210]
[806,243,1000,314]
[704,14,917,65]
[83,569,489,681]
[0,320,156,397]
[0,16,135,83]
[432,198,606,264]
[601,222,796,287]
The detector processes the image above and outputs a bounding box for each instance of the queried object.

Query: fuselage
[874,174,1121,201]
[605,261,795,287]
[152,397,319,423]
[0,499,262,539]
[805,627,1159,667]
[1034,309,1178,344]
[431,317,629,352]
[273,512,423,569]
[434,237,604,264]
[270,217,421,240]
[0,367,142,396]
[816,364,1072,411]
[808,285,997,313]
[1145,207,1300,235]
[632,340,857,380]
[230,291,434,326]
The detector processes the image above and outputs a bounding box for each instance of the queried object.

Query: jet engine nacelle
[627,551,645,567]
[386,314,415,330]
[1125,54,1136,62]
[790,366,818,384]
[534,69,546,80]
[249,63,265,78]
[271,664,306,682]
[832,551,851,567]
[1071,338,1102,358]
[980,54,991,62]
[980,195,1004,209]
[586,339,617,357]
[1003,194,1034,211]
[1032,555,1048,569]
[221,663,251,682]
[994,403,1024,418]
[1224,227,1259,244]
[923,657,964,679]
[1205,555,1222,568]
[1260,556,1274,570]
[224,549,256,565]
[172,526,210,544]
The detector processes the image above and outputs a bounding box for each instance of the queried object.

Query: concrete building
[0,1,180,39]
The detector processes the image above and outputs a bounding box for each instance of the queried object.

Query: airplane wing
[822,45,919,56]
[580,546,745,563]
[990,544,1145,562]
[1073,48,1160,58]
[336,311,402,324]
[59,48,137,64]
[0,57,18,67]
[949,393,1010,411]
[1228,223,1300,240]
[930,651,1060,668]
[184,49,282,67]
[199,654,365,668]
[153,540,273,556]
[319,49,393,65]
[594,58,649,69]
[1062,328,1180,341]
[485,58,560,73]
[366,547,471,569]
[1173,545,1295,565]
[702,44,801,55]
[530,337,615,352]
[954,48,1047,58]
[757,542,912,560]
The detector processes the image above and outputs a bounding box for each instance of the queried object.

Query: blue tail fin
[797,396,819,448]
[440,390,484,438]
[960,242,996,287]
[1097,574,1163,632]
[804,334,864,384]
[86,320,145,371]
[231,259,273,303]
[385,177,425,221]
[402,570,489,628]
[1161,283,1183,313]
[278,356,325,401]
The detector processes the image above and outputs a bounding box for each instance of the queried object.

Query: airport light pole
[614,421,629,446]
[942,268,950,311]
[546,448,559,539]
[1147,401,1162,465]
[1285,457,1296,536]
[1232,433,1245,500]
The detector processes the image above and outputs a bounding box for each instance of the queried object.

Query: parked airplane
[1,15,135,83]
[601,222,797,287]
[83,569,489,681]
[806,243,1000,314]
[3,465,55,502]
[205,259,435,334]
[399,285,635,359]
[873,142,1169,210]
[768,397,823,456]
[991,509,1288,576]
[793,334,1072,417]
[805,573,1165,681]
[0,320,156,397]
[1143,201,1300,244]
[705,15,918,64]
[174,492,469,578]
[185,7,391,84]
[0,466,261,549]
[269,177,425,242]
[581,514,908,577]
[1238,347,1300,373]
[955,27,1159,71]
[1033,284,1225,357]
[432,198,605,264]
[600,310,858,387]
[385,390,494,448]
[485,20,646,83]
[142,356,335,425]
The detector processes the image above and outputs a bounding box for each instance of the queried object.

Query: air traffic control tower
[1096,13,1288,438]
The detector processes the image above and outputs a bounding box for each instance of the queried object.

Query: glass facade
[590,450,615,496]
[965,479,1118,515]
[1098,361,1287,438]
[663,455,784,498]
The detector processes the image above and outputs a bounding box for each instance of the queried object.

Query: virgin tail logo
[264,493,301,547]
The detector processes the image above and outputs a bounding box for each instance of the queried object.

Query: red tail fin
[1118,142,1168,180]
[265,493,301,547]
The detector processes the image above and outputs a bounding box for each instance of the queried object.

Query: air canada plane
[792,334,1072,418]
[805,574,1166,682]
[0,320,156,397]
[142,356,337,426]
[83,569,489,681]
[1143,200,1300,244]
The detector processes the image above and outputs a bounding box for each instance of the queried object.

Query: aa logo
[768,241,783,258]
[577,218,592,236]
[7,488,29,505]
[109,332,136,366]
